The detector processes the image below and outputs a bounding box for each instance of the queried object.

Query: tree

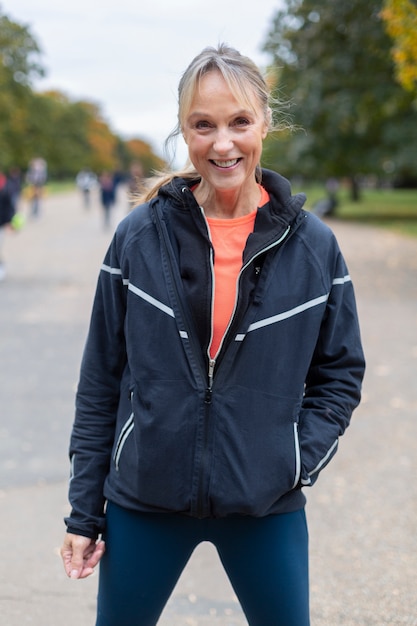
[381,0,417,92]
[0,6,44,169]
[0,7,44,86]
[262,0,417,196]
[125,138,166,176]
[25,91,96,178]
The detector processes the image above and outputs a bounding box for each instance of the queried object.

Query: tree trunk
[350,175,361,202]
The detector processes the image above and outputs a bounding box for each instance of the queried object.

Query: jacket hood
[260,168,306,219]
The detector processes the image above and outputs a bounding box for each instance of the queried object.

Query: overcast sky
[6,0,283,166]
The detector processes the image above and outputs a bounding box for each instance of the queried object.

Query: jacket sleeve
[298,247,365,488]
[64,234,127,539]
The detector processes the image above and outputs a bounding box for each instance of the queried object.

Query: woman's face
[182,71,269,194]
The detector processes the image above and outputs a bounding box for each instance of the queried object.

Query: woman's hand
[60,533,105,579]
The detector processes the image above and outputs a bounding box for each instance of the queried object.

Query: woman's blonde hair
[136,43,282,204]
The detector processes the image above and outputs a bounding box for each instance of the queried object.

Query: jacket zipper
[195,216,291,517]
[196,359,215,517]
[196,213,215,517]
[154,198,292,517]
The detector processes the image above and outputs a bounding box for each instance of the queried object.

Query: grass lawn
[297,184,417,239]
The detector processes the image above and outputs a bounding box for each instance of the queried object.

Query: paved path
[0,188,416,625]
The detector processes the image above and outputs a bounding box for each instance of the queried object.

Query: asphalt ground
[0,187,416,625]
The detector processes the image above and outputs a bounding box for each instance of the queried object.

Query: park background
[1,2,417,625]
[1,0,417,235]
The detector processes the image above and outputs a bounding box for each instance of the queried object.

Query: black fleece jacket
[66,169,365,539]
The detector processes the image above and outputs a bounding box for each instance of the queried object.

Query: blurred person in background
[76,168,97,209]
[98,171,115,229]
[0,170,15,281]
[60,44,365,626]
[26,157,47,218]
[7,167,22,214]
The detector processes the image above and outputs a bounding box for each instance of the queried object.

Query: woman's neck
[193,182,261,219]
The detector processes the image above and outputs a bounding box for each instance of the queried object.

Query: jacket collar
[158,168,305,215]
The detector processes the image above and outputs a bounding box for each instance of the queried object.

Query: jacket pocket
[292,422,302,489]
[114,412,134,471]
[112,379,199,513]
[211,386,304,516]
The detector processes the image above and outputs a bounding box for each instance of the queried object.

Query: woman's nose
[213,128,233,153]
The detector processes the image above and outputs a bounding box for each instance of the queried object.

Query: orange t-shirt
[206,186,269,358]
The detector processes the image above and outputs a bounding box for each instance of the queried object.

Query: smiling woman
[60,43,365,626]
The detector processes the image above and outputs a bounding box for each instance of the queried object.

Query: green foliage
[0,6,43,169]
[26,91,95,177]
[294,182,417,237]
[262,0,417,190]
[0,7,44,85]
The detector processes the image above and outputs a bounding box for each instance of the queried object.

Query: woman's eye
[234,117,250,127]
[195,121,212,129]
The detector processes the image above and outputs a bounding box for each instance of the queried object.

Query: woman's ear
[262,107,272,139]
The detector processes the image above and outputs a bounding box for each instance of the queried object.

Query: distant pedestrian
[112,171,124,205]
[26,157,47,218]
[0,171,15,281]
[99,171,115,229]
[76,169,97,209]
[7,167,22,214]
[61,44,365,626]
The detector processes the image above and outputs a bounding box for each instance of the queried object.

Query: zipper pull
[208,358,216,390]
[205,359,215,404]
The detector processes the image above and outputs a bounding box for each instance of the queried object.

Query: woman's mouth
[211,158,241,168]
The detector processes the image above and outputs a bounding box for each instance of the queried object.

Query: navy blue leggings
[96,502,310,626]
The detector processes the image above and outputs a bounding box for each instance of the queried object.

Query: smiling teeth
[213,159,238,168]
